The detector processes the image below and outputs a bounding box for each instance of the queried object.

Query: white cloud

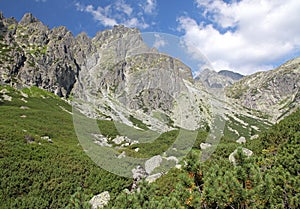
[115,0,133,16]
[75,1,149,29]
[178,0,300,75]
[144,0,157,14]
[153,34,167,49]
[123,17,149,29]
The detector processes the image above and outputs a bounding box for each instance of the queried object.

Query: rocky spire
[19,13,40,25]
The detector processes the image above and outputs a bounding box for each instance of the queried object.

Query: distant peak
[19,13,40,25]
[218,70,244,80]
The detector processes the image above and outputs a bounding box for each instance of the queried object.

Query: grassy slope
[0,86,131,209]
[0,85,279,208]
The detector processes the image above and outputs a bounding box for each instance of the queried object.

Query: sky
[0,0,300,75]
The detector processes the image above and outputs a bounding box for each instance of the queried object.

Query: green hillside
[0,85,299,208]
[0,86,131,208]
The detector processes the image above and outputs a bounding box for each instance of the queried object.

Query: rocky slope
[226,57,300,122]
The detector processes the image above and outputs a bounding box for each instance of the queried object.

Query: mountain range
[0,12,299,209]
[1,13,299,131]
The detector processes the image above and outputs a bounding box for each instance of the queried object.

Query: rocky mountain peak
[19,13,41,25]
[218,70,244,80]
[195,68,242,88]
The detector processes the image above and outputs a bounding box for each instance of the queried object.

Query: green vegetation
[105,108,300,208]
[0,86,131,209]
[0,85,299,208]
[129,115,149,130]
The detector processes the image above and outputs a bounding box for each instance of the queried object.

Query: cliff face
[0,13,80,97]
[72,25,209,131]
[0,13,209,130]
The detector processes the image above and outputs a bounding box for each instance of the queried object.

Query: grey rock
[145,155,162,174]
[200,142,212,150]
[132,165,147,180]
[145,173,163,183]
[250,134,259,140]
[218,70,244,80]
[236,136,246,144]
[196,68,242,88]
[89,191,110,209]
[20,106,29,110]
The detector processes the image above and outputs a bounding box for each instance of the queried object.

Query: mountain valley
[0,13,299,209]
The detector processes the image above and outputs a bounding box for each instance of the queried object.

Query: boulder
[236,136,246,144]
[89,191,110,209]
[145,173,162,183]
[200,142,212,150]
[250,134,259,140]
[145,155,162,174]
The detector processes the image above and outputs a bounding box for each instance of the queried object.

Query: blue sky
[1,0,300,75]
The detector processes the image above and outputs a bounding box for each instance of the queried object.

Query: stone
[41,136,50,140]
[89,191,110,209]
[20,106,29,110]
[229,148,253,165]
[200,142,212,150]
[236,136,246,144]
[250,134,259,140]
[2,94,12,101]
[175,164,182,169]
[132,165,147,180]
[145,155,162,174]
[164,156,179,164]
[145,173,162,183]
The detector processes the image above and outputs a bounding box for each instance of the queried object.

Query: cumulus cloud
[178,0,300,74]
[75,1,149,29]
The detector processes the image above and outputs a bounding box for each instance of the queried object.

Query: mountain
[1,12,299,127]
[226,57,300,122]
[195,68,244,88]
[1,12,300,209]
[218,70,244,80]
[0,13,212,132]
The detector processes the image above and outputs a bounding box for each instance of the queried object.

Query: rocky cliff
[0,13,81,97]
[0,13,211,131]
